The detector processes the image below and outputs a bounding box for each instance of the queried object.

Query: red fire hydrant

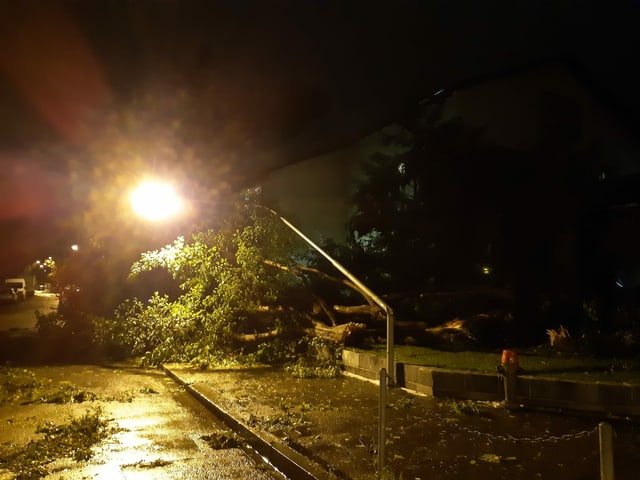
[498,349,521,408]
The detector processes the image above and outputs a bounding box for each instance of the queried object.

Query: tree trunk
[234,321,367,346]
[305,320,368,344]
[332,304,378,316]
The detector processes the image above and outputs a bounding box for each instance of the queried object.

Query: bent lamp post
[264,206,396,386]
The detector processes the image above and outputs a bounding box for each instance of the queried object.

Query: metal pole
[378,368,387,479]
[385,308,394,386]
[272,209,396,477]
[599,422,615,480]
[204,202,396,385]
[276,213,395,385]
[502,363,519,409]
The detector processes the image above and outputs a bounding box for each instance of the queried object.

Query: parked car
[0,286,17,304]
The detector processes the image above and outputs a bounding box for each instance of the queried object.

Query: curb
[342,350,640,418]
[161,365,339,480]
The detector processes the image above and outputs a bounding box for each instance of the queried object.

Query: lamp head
[130,180,183,221]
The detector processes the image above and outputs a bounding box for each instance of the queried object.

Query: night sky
[0,0,639,274]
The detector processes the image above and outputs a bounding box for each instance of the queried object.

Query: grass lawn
[351,345,640,384]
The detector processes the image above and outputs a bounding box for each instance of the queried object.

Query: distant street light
[129,181,395,383]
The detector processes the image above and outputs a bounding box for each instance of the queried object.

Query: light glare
[130,181,183,221]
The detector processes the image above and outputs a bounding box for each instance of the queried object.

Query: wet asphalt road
[0,364,284,480]
[0,291,58,331]
[1,298,284,479]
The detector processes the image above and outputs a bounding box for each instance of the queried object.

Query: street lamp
[129,180,184,221]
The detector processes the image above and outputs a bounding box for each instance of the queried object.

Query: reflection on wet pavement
[0,365,283,480]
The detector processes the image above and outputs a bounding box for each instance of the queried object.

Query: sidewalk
[162,363,640,480]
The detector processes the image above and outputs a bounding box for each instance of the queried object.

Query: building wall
[260,125,408,244]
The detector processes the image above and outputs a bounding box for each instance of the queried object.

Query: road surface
[0,364,283,479]
[0,294,286,478]
[0,291,58,331]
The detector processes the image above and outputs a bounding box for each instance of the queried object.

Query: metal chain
[442,419,599,444]
[387,395,599,445]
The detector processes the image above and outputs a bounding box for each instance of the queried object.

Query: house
[259,125,409,244]
[258,58,640,340]
[261,58,638,242]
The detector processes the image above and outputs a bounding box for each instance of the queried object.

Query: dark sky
[0,0,639,273]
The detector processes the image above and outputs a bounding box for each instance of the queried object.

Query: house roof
[416,57,639,142]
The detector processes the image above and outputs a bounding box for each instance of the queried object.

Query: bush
[93,294,199,366]
[34,289,102,362]
[284,336,342,378]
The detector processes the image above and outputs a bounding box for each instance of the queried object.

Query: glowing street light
[129,181,183,221]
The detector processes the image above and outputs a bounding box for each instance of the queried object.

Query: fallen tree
[114,211,514,366]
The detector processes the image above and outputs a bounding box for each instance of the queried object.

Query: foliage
[95,204,314,366]
[0,409,111,480]
[0,368,41,406]
[34,287,103,362]
[29,382,97,405]
[201,432,244,449]
[448,399,481,416]
[346,119,501,294]
[285,360,342,379]
[388,395,415,409]
[94,293,196,366]
[342,101,618,343]
[35,289,91,337]
[546,325,574,352]
[284,336,342,378]
[249,337,299,365]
